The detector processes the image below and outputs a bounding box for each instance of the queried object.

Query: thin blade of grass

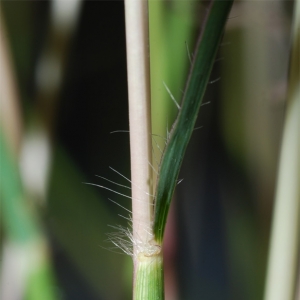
[153,0,234,242]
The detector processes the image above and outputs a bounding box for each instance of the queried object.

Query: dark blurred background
[0,0,295,299]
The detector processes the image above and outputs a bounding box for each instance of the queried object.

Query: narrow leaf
[153,0,234,242]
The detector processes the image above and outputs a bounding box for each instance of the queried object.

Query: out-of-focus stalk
[0,7,57,299]
[0,10,22,155]
[264,1,300,299]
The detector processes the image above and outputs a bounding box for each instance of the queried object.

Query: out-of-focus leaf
[0,130,39,242]
[0,130,56,300]
[48,147,131,299]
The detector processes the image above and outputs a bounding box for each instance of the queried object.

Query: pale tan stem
[124,0,153,280]
[264,1,300,299]
[0,10,22,155]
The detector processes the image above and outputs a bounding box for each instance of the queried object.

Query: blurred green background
[0,1,295,299]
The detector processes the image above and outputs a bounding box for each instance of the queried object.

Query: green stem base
[134,253,164,300]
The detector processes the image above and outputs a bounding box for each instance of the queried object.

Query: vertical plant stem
[0,9,22,155]
[124,0,152,245]
[124,1,161,298]
[264,1,300,299]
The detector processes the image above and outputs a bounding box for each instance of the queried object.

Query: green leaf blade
[153,0,234,243]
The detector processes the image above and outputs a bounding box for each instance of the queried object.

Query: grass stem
[263,1,300,299]
[124,0,155,295]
